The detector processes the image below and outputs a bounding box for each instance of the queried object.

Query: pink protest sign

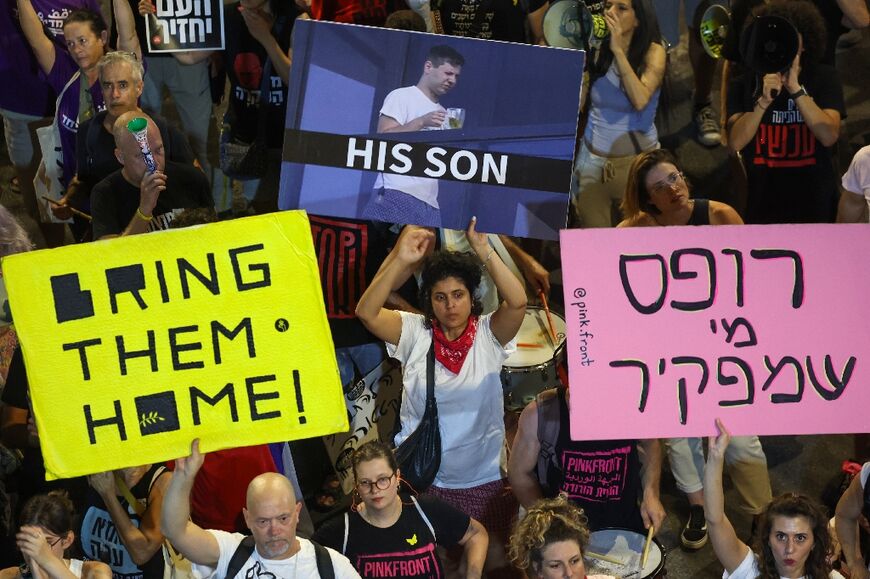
[560,224,870,441]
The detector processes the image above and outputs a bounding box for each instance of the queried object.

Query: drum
[501,306,566,411]
[585,528,667,578]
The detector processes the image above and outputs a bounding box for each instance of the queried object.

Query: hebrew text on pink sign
[560,224,869,440]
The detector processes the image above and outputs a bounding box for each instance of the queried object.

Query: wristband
[482,248,494,268]
[789,85,808,100]
[136,208,154,222]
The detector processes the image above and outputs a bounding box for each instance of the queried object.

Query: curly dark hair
[751,493,832,579]
[418,251,483,329]
[508,495,590,575]
[750,0,827,66]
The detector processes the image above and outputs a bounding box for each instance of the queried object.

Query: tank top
[546,388,644,531]
[687,199,710,226]
[584,63,661,156]
[79,465,167,579]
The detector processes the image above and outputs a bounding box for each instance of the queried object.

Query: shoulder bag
[394,341,441,492]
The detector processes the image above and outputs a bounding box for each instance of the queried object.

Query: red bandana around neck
[431,316,479,374]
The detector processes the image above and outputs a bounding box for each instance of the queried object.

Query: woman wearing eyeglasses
[313,441,489,579]
[617,149,773,554]
[0,491,111,579]
[617,149,743,227]
[15,0,141,227]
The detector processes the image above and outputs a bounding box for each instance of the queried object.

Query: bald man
[162,440,360,578]
[90,111,212,240]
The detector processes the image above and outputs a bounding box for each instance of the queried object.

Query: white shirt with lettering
[191,531,360,579]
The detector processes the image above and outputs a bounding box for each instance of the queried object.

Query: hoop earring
[350,490,361,512]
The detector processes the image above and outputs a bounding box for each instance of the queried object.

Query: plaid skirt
[426,478,517,543]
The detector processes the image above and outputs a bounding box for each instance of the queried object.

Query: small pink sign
[560,224,870,440]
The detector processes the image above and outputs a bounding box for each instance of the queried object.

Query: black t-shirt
[1,347,27,409]
[727,63,846,224]
[90,161,213,239]
[224,3,295,149]
[313,495,469,579]
[544,387,644,532]
[437,0,527,42]
[310,216,392,349]
[76,111,195,194]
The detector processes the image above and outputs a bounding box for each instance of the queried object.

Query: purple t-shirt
[0,0,100,117]
[44,51,105,187]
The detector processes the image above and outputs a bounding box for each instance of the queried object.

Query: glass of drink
[444,108,466,129]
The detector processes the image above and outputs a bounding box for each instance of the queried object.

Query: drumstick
[539,290,558,344]
[641,525,654,568]
[585,551,623,565]
[517,342,544,349]
[41,196,92,221]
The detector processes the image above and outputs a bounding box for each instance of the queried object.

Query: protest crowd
[1,0,870,576]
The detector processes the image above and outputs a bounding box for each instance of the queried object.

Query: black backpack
[224,536,334,579]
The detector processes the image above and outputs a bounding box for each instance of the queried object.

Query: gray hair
[97,51,144,84]
[0,205,33,258]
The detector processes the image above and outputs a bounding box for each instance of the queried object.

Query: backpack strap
[310,540,335,579]
[410,496,437,543]
[225,535,256,579]
[535,387,564,488]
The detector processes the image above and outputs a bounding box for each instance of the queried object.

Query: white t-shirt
[724,550,845,579]
[388,312,515,488]
[842,144,870,220]
[373,85,443,208]
[191,531,361,578]
[861,461,870,489]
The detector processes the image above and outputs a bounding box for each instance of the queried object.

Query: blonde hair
[508,495,590,574]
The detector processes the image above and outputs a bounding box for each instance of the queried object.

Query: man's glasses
[649,171,684,196]
[357,473,395,493]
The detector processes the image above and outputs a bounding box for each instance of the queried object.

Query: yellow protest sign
[2,211,347,479]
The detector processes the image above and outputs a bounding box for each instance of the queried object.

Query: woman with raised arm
[355,217,526,574]
[0,492,111,579]
[569,0,667,228]
[15,0,141,192]
[726,0,844,224]
[313,440,489,578]
[79,465,171,579]
[705,419,843,579]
